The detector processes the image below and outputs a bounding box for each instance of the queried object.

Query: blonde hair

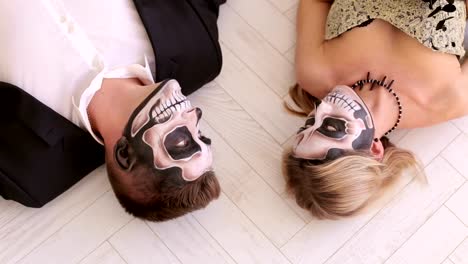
[284,84,424,219]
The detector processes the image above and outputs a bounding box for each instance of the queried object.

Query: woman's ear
[370,139,384,161]
[114,137,136,171]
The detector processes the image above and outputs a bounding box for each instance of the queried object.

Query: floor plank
[80,242,126,264]
[445,182,468,226]
[397,122,460,166]
[451,116,468,134]
[385,207,467,264]
[0,167,110,264]
[450,238,468,264]
[147,215,236,264]
[218,5,295,97]
[109,219,180,264]
[193,194,291,264]
[217,44,303,144]
[284,46,295,64]
[268,0,298,13]
[442,133,468,179]
[18,191,133,264]
[190,83,286,194]
[281,167,415,264]
[284,3,297,22]
[324,157,465,264]
[0,200,25,229]
[227,0,295,53]
[197,121,306,247]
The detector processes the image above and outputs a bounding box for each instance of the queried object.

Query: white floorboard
[450,238,468,264]
[80,242,126,264]
[385,207,467,264]
[109,219,180,264]
[323,157,465,264]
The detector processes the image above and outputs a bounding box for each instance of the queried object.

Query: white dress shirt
[73,58,155,144]
[0,0,155,144]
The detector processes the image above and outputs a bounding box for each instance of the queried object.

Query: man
[0,0,224,221]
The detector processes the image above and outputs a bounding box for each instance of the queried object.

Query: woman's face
[293,85,375,161]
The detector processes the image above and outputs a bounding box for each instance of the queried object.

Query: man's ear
[114,137,136,171]
[370,139,384,161]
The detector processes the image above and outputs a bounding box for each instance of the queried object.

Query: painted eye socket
[166,130,191,150]
[175,138,189,148]
[164,126,202,160]
[317,117,347,138]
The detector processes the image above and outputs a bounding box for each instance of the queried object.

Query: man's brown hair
[106,157,220,221]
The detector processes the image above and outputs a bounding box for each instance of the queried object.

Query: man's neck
[87,78,147,145]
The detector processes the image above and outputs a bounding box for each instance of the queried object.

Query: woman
[284,0,467,219]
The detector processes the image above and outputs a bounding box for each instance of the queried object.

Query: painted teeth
[153,98,191,121]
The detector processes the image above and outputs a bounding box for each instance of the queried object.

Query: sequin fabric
[326,0,466,57]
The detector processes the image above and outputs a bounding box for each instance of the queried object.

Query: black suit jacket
[0,82,105,207]
[134,0,225,95]
[0,0,225,207]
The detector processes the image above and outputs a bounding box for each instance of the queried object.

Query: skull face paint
[124,79,212,181]
[293,85,375,161]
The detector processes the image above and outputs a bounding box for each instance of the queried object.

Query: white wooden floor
[2,1,468,263]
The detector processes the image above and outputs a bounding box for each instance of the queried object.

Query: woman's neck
[354,83,401,138]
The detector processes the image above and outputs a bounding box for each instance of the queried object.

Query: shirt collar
[72,56,154,145]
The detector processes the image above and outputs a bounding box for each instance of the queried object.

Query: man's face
[293,85,375,161]
[125,79,212,181]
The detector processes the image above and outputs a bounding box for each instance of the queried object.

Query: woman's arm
[295,0,334,97]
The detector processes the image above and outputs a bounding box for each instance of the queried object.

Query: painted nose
[186,107,203,124]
